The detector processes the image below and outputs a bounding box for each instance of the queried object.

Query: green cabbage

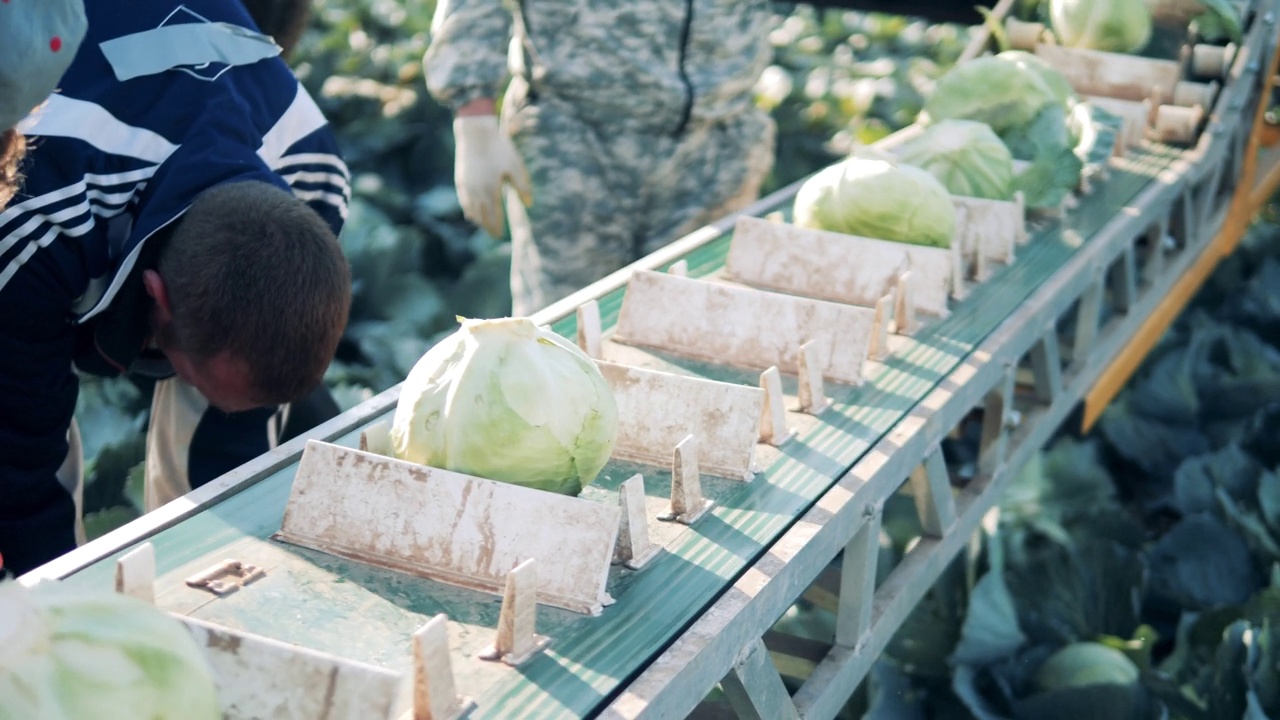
[0,581,220,720]
[923,51,1076,136]
[1033,642,1141,692]
[923,51,1087,209]
[792,152,956,247]
[898,120,1016,201]
[390,316,619,496]
[1051,0,1153,54]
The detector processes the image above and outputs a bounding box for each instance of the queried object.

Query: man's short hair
[159,180,351,406]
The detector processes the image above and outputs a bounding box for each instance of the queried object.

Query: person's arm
[423,1,531,239]
[0,264,82,577]
[422,0,512,114]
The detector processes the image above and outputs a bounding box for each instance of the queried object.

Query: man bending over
[1,0,352,575]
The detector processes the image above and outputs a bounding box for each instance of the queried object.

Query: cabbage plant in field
[389,316,619,496]
[792,150,956,247]
[898,119,1016,201]
[0,581,220,720]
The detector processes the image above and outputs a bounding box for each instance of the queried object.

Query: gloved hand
[452,114,533,239]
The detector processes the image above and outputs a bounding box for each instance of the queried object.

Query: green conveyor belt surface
[58,142,1181,718]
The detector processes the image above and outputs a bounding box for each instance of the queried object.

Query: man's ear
[142,269,173,325]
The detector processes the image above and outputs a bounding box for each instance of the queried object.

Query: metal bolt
[1004,410,1023,430]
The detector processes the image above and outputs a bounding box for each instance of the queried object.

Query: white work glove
[453,115,533,238]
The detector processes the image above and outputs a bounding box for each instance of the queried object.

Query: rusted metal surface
[613,270,876,385]
[275,441,620,615]
[598,360,763,481]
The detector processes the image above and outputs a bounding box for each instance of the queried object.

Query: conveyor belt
[23,3,1279,718]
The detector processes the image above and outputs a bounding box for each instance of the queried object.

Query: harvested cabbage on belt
[792,149,956,248]
[0,580,220,720]
[389,316,619,496]
[922,51,1090,209]
[1050,0,1153,54]
[897,119,1017,202]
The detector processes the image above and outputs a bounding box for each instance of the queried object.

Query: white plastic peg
[114,542,156,604]
[895,272,918,335]
[660,435,712,525]
[576,301,603,359]
[615,474,660,568]
[412,614,473,720]
[758,367,795,446]
[798,341,831,415]
[479,558,549,666]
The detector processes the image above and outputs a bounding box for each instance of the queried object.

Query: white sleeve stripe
[82,168,156,188]
[0,169,155,225]
[291,189,349,218]
[280,170,350,192]
[84,186,141,207]
[0,228,60,291]
[18,95,178,165]
[258,85,331,166]
[0,190,142,258]
[273,152,349,175]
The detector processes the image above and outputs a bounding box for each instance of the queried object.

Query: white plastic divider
[597,360,764,481]
[951,194,1025,282]
[180,615,408,720]
[613,270,878,385]
[111,543,477,720]
[724,216,953,320]
[1034,43,1183,103]
[275,439,621,615]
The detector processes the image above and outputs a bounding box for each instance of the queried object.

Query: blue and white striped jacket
[2,0,349,336]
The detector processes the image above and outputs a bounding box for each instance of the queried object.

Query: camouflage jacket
[424,0,774,135]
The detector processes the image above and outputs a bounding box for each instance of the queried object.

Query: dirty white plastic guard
[951,195,1024,279]
[179,615,405,720]
[1034,44,1182,103]
[275,440,621,615]
[724,217,953,318]
[597,360,763,480]
[614,270,875,385]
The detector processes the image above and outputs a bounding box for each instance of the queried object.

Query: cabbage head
[792,153,955,247]
[1051,0,1153,54]
[0,580,220,720]
[898,120,1015,201]
[923,51,1076,136]
[390,316,619,496]
[1033,642,1141,692]
[924,51,1086,209]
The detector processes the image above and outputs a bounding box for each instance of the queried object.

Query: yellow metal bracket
[1083,37,1280,432]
